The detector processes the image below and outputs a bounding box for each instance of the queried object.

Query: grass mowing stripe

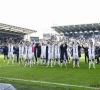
[0,77,100,90]
[0,54,100,90]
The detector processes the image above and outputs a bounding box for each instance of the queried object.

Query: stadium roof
[51,23,100,33]
[0,23,37,35]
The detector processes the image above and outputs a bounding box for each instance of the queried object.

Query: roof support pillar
[73,32,74,37]
[93,31,95,37]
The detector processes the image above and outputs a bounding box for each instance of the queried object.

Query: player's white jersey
[48,44,54,60]
[41,45,46,54]
[23,44,27,54]
[54,44,60,59]
[25,46,32,59]
[19,46,24,55]
[8,44,14,59]
[88,45,95,60]
[54,44,60,54]
[72,44,79,59]
[41,45,46,58]
[8,44,13,54]
[88,45,95,55]
[48,44,54,54]
[67,48,71,56]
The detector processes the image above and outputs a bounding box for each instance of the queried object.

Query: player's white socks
[4,56,6,62]
[64,60,67,67]
[40,59,43,65]
[44,59,46,64]
[73,60,75,68]
[12,58,14,65]
[77,60,80,68]
[18,60,20,65]
[58,59,60,65]
[22,60,24,65]
[61,63,63,67]
[47,60,50,67]
[28,60,30,66]
[14,55,15,61]
[32,56,34,64]
[7,59,10,65]
[68,58,70,63]
[89,60,95,69]
[54,60,56,66]
[89,61,91,69]
[32,58,34,64]
[51,60,53,67]
[30,60,32,67]
[37,58,40,65]
[93,61,95,69]
[91,61,93,64]
[24,62,27,67]
[31,60,33,66]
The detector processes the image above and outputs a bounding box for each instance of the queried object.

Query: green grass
[0,54,100,90]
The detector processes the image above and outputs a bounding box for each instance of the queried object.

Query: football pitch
[0,54,100,90]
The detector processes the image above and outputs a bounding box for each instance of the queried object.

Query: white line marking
[0,65,47,68]
[0,65,16,67]
[0,77,99,89]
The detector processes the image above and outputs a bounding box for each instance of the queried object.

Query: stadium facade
[51,23,100,38]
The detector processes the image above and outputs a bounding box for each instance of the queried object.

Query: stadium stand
[0,23,36,44]
[0,23,37,53]
[51,23,100,53]
[52,23,100,38]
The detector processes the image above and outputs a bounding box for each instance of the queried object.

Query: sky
[0,0,100,38]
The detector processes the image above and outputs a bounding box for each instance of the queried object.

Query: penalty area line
[0,77,99,89]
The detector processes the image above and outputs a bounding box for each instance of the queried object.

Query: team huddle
[3,38,97,69]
